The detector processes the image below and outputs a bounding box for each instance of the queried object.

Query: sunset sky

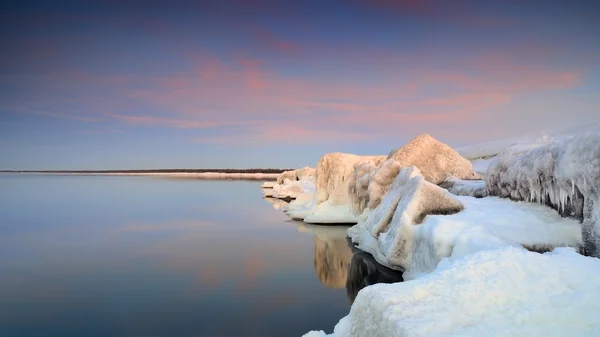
[1,0,600,169]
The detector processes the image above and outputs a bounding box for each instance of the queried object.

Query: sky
[1,0,600,170]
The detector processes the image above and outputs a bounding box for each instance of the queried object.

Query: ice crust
[486,129,600,256]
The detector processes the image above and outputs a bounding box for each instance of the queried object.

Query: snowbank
[304,247,600,337]
[486,129,600,257]
[297,223,353,288]
[348,166,582,278]
[349,134,479,215]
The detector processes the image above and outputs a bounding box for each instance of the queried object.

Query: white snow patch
[304,247,600,337]
[304,201,360,224]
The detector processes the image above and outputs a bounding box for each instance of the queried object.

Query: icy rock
[349,167,582,278]
[486,129,600,257]
[316,153,385,206]
[349,166,464,273]
[440,179,488,198]
[349,134,479,215]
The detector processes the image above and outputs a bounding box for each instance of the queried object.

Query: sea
[0,174,401,337]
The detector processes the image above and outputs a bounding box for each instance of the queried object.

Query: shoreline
[0,171,281,180]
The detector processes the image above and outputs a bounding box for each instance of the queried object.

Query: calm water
[0,174,370,337]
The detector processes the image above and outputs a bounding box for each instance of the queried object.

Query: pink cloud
[121,50,585,144]
[104,112,219,129]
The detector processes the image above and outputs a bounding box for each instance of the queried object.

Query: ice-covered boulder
[265,167,317,200]
[285,153,384,223]
[349,166,582,278]
[276,166,316,184]
[304,247,600,337]
[349,134,479,215]
[439,178,488,198]
[486,129,600,257]
[316,153,385,206]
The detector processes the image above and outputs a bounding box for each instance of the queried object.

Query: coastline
[0,171,282,180]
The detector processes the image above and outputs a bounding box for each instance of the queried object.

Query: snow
[267,177,315,199]
[261,181,276,188]
[283,192,316,220]
[304,247,600,337]
[348,167,582,278]
[265,167,317,200]
[304,201,360,224]
[440,179,488,198]
[486,128,600,257]
[349,134,479,215]
[470,157,493,177]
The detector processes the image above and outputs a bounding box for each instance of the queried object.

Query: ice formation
[486,129,600,257]
[297,223,353,289]
[304,247,600,337]
[316,153,385,206]
[440,178,488,198]
[283,153,385,223]
[260,181,276,189]
[348,166,582,278]
[349,134,479,215]
[263,167,316,200]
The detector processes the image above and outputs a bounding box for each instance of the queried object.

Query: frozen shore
[259,126,600,336]
[1,171,281,180]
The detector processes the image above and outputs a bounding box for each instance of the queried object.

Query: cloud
[105,112,219,129]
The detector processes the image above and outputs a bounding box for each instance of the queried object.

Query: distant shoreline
[0,168,291,174]
[0,169,292,180]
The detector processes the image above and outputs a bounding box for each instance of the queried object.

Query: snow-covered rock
[264,167,317,200]
[349,166,582,278]
[440,179,488,198]
[486,129,600,257]
[285,153,385,223]
[349,134,479,215]
[304,247,600,337]
[316,153,385,206]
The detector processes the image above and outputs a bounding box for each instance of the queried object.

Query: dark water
[0,174,363,337]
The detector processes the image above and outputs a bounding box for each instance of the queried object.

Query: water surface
[0,174,354,337]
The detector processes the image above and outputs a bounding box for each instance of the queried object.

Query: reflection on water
[296,223,353,288]
[263,197,290,210]
[0,175,350,337]
[294,221,404,304]
[345,245,404,304]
